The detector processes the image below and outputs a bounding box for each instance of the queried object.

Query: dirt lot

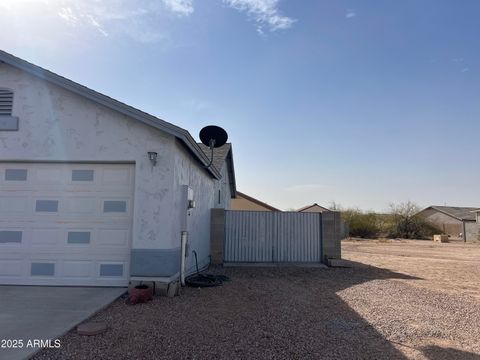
[36,239,480,360]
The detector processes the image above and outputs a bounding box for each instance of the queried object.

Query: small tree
[388,201,436,239]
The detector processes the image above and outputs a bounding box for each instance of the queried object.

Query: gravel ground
[35,257,480,360]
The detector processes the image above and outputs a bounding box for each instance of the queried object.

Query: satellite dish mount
[199,125,228,168]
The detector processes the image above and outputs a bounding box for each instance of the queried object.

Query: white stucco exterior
[0,60,233,282]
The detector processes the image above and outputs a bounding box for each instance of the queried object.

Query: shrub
[341,208,379,238]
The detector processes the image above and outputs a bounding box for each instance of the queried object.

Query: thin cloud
[461,67,470,73]
[346,8,356,19]
[162,0,194,16]
[223,0,296,32]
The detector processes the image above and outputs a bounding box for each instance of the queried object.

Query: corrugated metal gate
[224,211,322,263]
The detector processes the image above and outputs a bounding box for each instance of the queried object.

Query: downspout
[462,221,467,243]
[180,231,188,286]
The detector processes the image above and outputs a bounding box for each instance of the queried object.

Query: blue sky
[1,0,479,211]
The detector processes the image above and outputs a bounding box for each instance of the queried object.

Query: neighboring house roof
[235,191,281,211]
[418,206,478,222]
[198,143,236,197]
[0,49,222,180]
[297,203,330,212]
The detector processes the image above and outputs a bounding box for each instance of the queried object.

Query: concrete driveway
[0,286,125,360]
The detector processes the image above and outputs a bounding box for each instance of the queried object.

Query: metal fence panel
[224,211,322,263]
[224,211,272,262]
[273,212,321,262]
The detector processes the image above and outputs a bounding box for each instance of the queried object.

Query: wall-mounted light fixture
[148,151,158,166]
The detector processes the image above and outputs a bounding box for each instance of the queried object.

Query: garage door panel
[62,261,93,278]
[0,259,24,276]
[0,196,28,214]
[31,228,61,246]
[97,229,129,246]
[64,198,97,214]
[0,163,134,286]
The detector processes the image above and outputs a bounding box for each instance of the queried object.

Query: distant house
[416,206,480,241]
[231,191,280,211]
[297,203,331,213]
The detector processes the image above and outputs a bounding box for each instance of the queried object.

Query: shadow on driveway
[37,262,425,359]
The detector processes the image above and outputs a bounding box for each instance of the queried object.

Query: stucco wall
[231,194,273,211]
[0,62,183,253]
[172,141,218,275]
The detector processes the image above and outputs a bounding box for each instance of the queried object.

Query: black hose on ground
[185,250,231,288]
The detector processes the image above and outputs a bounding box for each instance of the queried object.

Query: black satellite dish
[200,125,228,148]
[199,125,228,168]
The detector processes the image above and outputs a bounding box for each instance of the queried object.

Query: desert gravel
[35,260,480,360]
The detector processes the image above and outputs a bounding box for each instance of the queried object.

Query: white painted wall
[173,141,218,274]
[0,63,180,251]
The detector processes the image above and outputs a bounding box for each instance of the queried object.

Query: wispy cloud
[1,0,295,46]
[461,67,470,73]
[162,0,194,16]
[223,0,296,32]
[345,8,356,19]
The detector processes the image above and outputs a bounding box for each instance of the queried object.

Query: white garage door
[0,163,134,286]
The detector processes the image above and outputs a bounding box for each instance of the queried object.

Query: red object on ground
[128,285,154,305]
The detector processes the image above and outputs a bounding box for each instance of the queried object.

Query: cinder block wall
[465,222,480,242]
[210,208,225,265]
[321,211,342,261]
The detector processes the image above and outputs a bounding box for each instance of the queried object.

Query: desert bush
[341,208,379,238]
[387,201,437,239]
[337,201,437,239]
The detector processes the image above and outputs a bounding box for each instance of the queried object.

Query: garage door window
[72,170,94,181]
[35,200,59,212]
[0,230,22,243]
[100,264,123,277]
[67,231,90,244]
[31,263,55,276]
[5,169,27,181]
[103,200,127,213]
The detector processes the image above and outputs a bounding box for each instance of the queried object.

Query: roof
[0,49,221,179]
[235,191,281,211]
[197,143,231,171]
[419,206,478,221]
[297,203,330,212]
[198,143,236,197]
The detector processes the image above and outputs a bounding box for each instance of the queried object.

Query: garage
[0,162,134,286]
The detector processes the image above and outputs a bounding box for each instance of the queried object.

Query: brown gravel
[35,241,480,360]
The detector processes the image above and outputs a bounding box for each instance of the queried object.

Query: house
[297,203,331,213]
[416,206,480,241]
[0,49,236,287]
[231,191,280,211]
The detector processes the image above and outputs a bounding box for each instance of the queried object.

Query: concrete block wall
[465,222,480,242]
[210,208,225,265]
[321,211,342,261]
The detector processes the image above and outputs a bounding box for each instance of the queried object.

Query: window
[31,263,55,276]
[100,264,123,277]
[35,200,59,212]
[5,169,27,181]
[0,89,13,116]
[103,200,127,213]
[67,231,91,244]
[72,170,94,181]
[0,230,22,243]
